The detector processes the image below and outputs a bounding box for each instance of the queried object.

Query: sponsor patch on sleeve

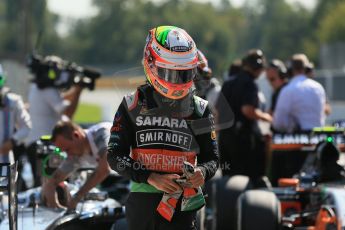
[124,90,139,111]
[193,96,208,117]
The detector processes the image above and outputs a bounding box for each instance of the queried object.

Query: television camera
[27,54,101,91]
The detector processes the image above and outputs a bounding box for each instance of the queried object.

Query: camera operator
[26,56,86,187]
[0,65,31,164]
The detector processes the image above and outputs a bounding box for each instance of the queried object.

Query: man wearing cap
[194,50,234,133]
[273,54,326,133]
[0,65,31,164]
[194,50,221,111]
[265,59,288,115]
[217,49,272,187]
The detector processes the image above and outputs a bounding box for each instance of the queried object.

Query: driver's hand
[187,168,205,188]
[147,173,182,193]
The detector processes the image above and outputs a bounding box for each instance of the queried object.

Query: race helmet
[143,26,198,100]
[0,64,6,88]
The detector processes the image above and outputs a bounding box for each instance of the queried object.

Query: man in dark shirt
[217,49,272,186]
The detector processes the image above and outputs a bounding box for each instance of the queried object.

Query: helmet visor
[157,67,197,84]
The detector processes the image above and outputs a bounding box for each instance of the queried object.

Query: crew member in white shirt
[271,54,326,185]
[273,54,326,133]
[0,65,31,163]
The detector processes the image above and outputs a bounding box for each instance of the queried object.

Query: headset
[269,59,287,79]
[242,49,265,70]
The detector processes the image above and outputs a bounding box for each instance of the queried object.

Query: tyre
[111,217,128,230]
[237,190,280,230]
[196,206,206,230]
[204,169,222,209]
[216,175,252,230]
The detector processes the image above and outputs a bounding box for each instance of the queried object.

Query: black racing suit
[107,84,219,230]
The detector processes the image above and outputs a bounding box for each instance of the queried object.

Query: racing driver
[107,26,219,230]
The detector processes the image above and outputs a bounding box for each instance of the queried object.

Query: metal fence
[320,42,345,70]
[315,69,345,101]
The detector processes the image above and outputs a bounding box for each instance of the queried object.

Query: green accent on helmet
[0,75,6,87]
[327,136,333,143]
[155,26,177,46]
[41,150,67,178]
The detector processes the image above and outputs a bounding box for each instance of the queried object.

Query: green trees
[0,0,60,61]
[61,0,245,73]
[317,1,345,43]
[1,0,345,74]
[245,0,313,61]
